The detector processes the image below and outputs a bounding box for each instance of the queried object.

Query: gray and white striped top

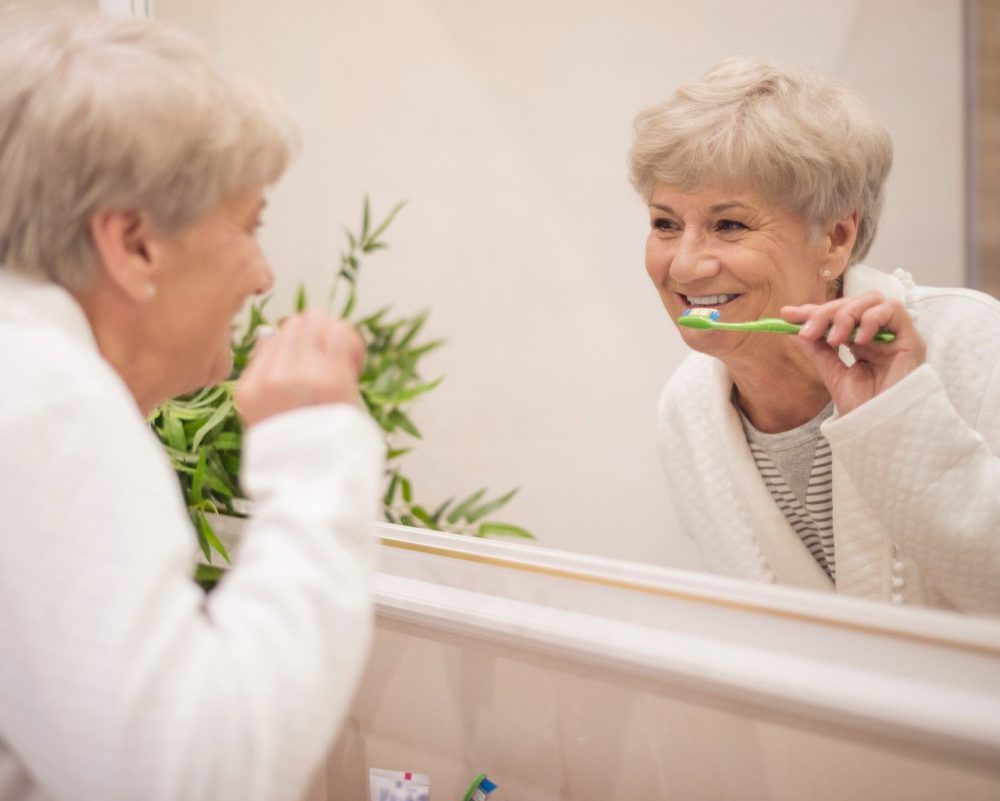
[736,400,836,581]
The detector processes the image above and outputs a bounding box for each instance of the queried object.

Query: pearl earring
[821,269,832,279]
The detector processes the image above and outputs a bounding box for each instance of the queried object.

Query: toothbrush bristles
[682,307,720,321]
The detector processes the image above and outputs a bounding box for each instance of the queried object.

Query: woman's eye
[651,217,678,232]
[717,219,747,232]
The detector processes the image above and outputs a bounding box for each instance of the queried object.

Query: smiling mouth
[682,293,741,309]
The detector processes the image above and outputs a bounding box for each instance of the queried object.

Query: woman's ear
[818,211,859,281]
[88,209,158,303]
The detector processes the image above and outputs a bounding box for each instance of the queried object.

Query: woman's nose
[256,259,275,295]
[669,230,721,283]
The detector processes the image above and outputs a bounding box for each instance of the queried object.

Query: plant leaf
[358,305,392,328]
[430,497,454,524]
[194,562,225,591]
[409,505,433,527]
[164,413,186,451]
[446,488,486,524]
[212,432,242,451]
[340,283,356,319]
[190,399,234,452]
[366,200,407,245]
[394,377,444,404]
[196,510,231,563]
[476,522,535,539]
[464,487,518,524]
[387,408,421,438]
[201,452,236,498]
[398,310,428,348]
[191,451,207,503]
[408,339,446,359]
[192,509,211,560]
[361,195,371,241]
[383,472,400,507]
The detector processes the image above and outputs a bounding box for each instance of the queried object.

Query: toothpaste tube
[368,768,430,801]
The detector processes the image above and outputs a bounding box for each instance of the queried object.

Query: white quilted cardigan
[657,264,1000,615]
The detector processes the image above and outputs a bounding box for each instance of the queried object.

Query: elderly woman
[630,58,1000,616]
[0,11,383,801]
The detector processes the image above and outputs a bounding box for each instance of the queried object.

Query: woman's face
[148,186,273,393]
[645,183,833,366]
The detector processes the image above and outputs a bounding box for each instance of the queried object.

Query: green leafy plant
[149,198,533,583]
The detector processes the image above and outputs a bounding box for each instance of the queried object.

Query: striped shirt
[736,400,836,580]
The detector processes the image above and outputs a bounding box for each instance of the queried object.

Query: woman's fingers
[322,316,366,375]
[828,296,876,346]
[782,291,889,346]
[781,291,926,415]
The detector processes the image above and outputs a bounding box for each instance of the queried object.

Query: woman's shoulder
[0,272,126,408]
[910,283,1000,354]
[908,282,1000,425]
[850,265,1000,368]
[849,263,1000,323]
[0,320,133,420]
[911,283,1000,324]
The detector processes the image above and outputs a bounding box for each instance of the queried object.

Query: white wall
[156,0,966,567]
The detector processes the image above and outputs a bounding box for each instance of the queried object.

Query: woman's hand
[781,291,926,416]
[236,310,366,428]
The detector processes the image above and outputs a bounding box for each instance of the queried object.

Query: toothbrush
[678,307,896,342]
[463,774,498,801]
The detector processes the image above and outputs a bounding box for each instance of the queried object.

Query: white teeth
[686,294,739,306]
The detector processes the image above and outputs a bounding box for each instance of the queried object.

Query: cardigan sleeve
[0,358,384,801]
[822,363,1000,615]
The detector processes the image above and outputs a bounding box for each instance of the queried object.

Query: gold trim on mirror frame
[379,535,1000,658]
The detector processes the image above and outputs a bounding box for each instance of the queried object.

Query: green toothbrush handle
[740,317,803,334]
[698,317,897,342]
[751,318,896,342]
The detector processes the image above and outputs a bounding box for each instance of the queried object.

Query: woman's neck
[73,285,174,416]
[726,344,832,433]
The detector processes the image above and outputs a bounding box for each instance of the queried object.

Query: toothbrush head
[678,307,720,329]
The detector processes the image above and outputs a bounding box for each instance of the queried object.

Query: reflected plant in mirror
[149,198,533,586]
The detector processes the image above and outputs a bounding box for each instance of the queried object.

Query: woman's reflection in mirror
[629,58,1000,615]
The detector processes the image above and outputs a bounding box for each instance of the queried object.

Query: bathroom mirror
[145,0,998,618]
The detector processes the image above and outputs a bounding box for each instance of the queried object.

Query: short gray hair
[0,8,299,289]
[628,57,892,264]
